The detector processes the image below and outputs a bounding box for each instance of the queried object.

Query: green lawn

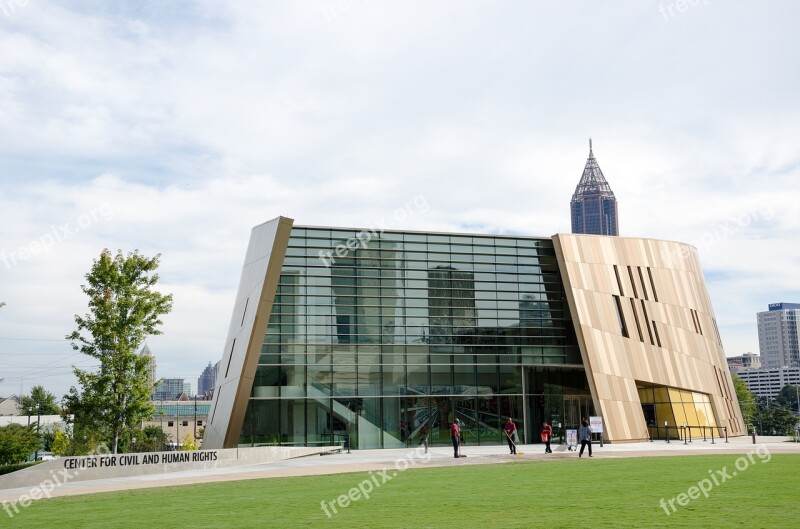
[6,454,799,528]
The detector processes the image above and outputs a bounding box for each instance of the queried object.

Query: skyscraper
[570,139,619,235]
[757,303,800,368]
[198,362,217,397]
[139,344,157,400]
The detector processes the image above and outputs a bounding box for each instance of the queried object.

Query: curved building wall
[552,234,745,442]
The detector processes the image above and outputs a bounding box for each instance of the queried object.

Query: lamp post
[35,402,41,460]
[176,404,180,450]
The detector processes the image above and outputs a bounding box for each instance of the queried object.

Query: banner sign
[589,416,603,434]
[566,429,577,447]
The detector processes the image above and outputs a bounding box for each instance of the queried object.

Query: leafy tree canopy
[775,384,800,412]
[731,374,757,428]
[64,249,173,454]
[0,424,40,465]
[21,385,61,416]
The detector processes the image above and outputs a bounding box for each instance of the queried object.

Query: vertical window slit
[613,265,625,296]
[637,267,649,300]
[629,298,644,342]
[647,268,659,302]
[627,266,638,298]
[613,295,629,338]
[640,300,655,346]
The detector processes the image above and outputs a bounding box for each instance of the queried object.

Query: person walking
[541,421,553,453]
[504,417,518,454]
[578,419,593,458]
[451,419,461,458]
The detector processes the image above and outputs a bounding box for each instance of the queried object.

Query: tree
[132,425,168,453]
[775,384,800,413]
[50,428,70,456]
[753,404,798,435]
[180,432,198,451]
[0,424,40,465]
[731,374,757,429]
[20,385,61,416]
[65,249,173,454]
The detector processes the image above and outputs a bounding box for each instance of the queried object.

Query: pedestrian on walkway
[504,417,517,454]
[578,419,593,458]
[451,419,461,458]
[541,421,553,453]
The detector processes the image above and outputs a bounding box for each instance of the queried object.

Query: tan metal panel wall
[553,234,745,443]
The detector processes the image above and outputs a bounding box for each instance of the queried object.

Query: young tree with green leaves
[20,385,61,416]
[64,249,173,454]
[731,373,757,429]
[50,428,70,456]
[0,423,40,465]
[775,384,800,412]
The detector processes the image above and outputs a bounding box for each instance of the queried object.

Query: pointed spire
[571,139,614,198]
[570,138,619,236]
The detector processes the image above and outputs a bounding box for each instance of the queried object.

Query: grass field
[6,454,799,528]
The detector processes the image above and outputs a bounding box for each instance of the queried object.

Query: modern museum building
[202,217,745,450]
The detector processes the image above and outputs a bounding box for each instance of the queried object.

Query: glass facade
[638,384,718,440]
[570,196,618,236]
[238,227,590,448]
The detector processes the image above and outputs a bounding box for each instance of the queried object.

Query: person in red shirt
[542,421,553,453]
[450,420,461,458]
[504,417,517,454]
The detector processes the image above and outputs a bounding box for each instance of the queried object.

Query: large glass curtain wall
[240,228,582,448]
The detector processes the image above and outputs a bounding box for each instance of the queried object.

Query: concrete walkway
[1,435,798,503]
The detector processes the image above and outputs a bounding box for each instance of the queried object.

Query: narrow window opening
[647,268,659,302]
[613,295,629,338]
[637,267,649,300]
[629,298,644,342]
[627,266,639,298]
[640,300,655,346]
[613,265,625,296]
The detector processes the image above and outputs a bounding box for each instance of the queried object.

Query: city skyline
[1,2,798,398]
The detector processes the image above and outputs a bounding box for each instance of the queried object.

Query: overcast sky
[1,1,798,399]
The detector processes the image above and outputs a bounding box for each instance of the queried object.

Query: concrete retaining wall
[0,446,340,490]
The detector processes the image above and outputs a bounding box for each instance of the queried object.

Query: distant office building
[140,344,157,400]
[570,139,619,236]
[198,362,216,397]
[757,303,800,369]
[145,400,211,446]
[736,367,800,399]
[154,378,190,401]
[727,353,761,373]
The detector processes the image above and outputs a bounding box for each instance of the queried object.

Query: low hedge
[0,460,43,476]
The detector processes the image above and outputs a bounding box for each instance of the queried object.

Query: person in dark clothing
[541,421,553,453]
[451,420,461,458]
[503,417,517,454]
[578,419,593,458]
